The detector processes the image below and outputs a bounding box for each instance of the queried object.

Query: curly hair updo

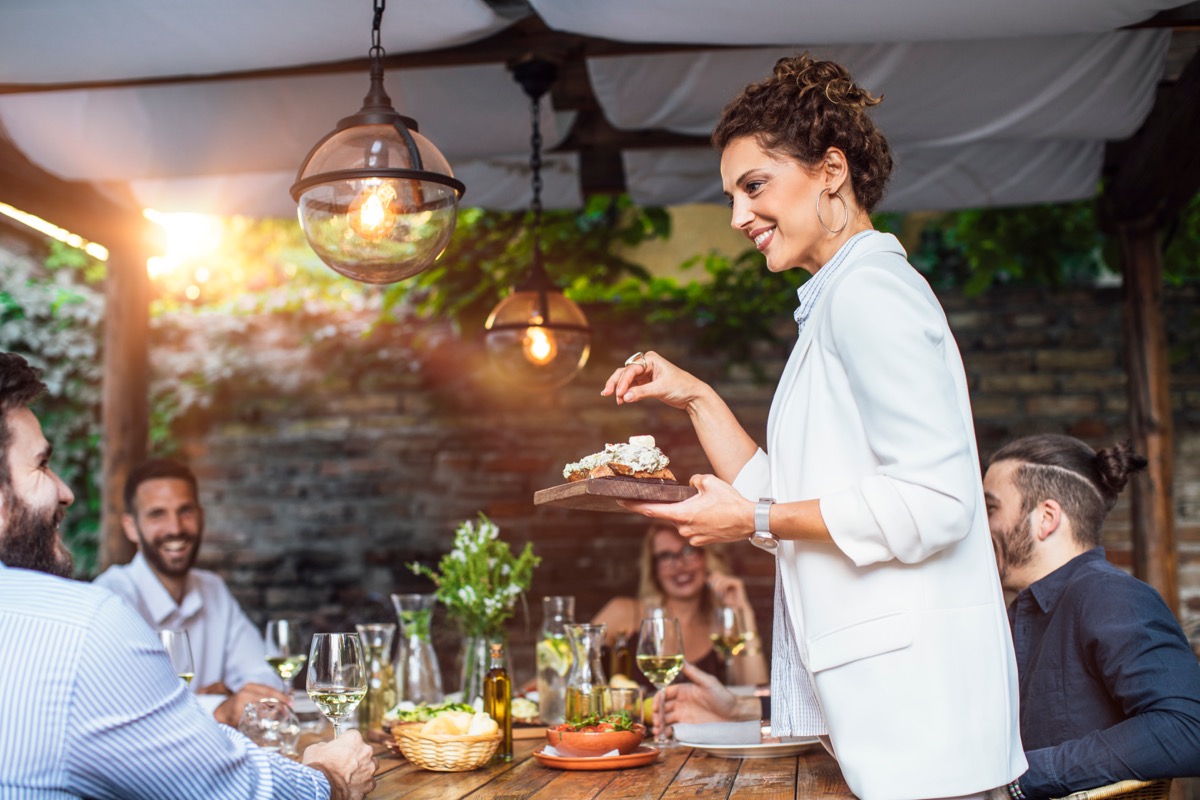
[712,53,893,213]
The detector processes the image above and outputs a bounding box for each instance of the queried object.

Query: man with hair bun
[984,433,1200,799]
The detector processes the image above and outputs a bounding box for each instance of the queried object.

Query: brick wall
[173,283,1200,689]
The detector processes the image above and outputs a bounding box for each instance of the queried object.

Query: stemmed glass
[264,619,307,695]
[158,629,195,685]
[636,616,684,748]
[307,633,367,738]
[711,605,747,684]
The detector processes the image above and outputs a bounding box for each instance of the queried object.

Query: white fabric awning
[0,0,1186,216]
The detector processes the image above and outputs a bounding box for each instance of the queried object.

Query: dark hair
[712,52,893,213]
[124,458,199,513]
[0,353,47,490]
[989,434,1148,548]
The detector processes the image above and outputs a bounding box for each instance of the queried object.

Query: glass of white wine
[711,605,747,684]
[636,616,684,748]
[158,629,195,686]
[307,633,367,738]
[264,619,307,694]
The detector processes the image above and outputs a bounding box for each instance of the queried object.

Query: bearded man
[0,351,376,799]
[984,433,1200,799]
[94,458,288,725]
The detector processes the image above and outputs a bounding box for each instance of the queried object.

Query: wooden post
[100,245,150,569]
[1118,218,1178,614]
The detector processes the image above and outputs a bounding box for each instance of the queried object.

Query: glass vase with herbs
[409,514,539,704]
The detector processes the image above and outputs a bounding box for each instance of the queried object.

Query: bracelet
[1006,780,1026,800]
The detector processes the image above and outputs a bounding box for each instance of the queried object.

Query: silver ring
[624,351,648,369]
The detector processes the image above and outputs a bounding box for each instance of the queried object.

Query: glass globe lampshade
[485,282,591,390]
[291,61,464,284]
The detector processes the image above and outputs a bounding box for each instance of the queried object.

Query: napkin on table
[542,744,620,757]
[672,720,762,745]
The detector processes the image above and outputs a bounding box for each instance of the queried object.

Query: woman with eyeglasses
[591,522,769,690]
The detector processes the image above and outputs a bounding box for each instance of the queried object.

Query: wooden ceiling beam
[0,16,740,96]
[0,131,160,254]
[1102,47,1200,227]
[1124,1,1200,29]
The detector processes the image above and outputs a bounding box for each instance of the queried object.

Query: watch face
[750,532,779,552]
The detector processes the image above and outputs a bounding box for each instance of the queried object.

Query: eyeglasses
[653,545,701,567]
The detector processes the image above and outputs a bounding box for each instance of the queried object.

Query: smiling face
[721,136,836,275]
[0,406,75,577]
[651,528,707,601]
[123,477,204,580]
[983,459,1038,593]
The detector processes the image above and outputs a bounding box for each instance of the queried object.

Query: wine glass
[264,619,307,694]
[636,616,684,748]
[158,629,195,686]
[711,605,747,684]
[307,633,367,737]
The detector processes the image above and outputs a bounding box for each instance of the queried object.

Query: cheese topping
[563,437,670,479]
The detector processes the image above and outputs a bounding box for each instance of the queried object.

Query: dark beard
[0,486,73,578]
[994,515,1034,589]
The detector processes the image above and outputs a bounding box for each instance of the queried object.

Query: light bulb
[522,316,558,366]
[347,181,398,240]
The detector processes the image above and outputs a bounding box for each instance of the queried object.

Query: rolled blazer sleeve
[818,266,980,567]
[732,448,772,501]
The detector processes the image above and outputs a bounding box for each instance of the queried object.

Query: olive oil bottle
[483,642,512,761]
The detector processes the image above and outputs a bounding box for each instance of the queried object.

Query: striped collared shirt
[793,230,873,335]
[0,560,330,799]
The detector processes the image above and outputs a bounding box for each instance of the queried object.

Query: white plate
[677,737,821,759]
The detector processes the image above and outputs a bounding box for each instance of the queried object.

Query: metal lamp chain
[371,0,385,58]
[529,92,543,231]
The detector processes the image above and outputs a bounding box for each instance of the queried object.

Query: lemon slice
[536,637,572,676]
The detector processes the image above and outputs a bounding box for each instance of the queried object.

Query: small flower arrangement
[409,514,540,637]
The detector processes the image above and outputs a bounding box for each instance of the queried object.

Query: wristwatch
[750,497,779,552]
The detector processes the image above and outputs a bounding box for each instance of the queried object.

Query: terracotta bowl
[545,724,646,758]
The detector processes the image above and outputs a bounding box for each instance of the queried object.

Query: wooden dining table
[362,738,856,800]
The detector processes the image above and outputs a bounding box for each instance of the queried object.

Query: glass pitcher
[355,623,397,735]
[391,593,443,705]
[536,596,574,726]
[564,623,609,722]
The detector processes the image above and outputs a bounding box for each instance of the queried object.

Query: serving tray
[534,477,696,513]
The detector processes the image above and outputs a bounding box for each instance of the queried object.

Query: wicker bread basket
[393,724,502,772]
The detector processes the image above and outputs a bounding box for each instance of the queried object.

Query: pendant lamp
[484,58,591,390]
[290,0,464,284]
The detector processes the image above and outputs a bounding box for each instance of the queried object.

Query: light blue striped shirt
[793,230,873,334]
[0,561,330,800]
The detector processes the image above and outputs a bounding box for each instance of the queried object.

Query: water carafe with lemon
[536,596,574,725]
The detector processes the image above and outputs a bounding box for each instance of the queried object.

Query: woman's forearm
[686,383,759,484]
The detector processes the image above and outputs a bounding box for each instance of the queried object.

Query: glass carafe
[391,593,443,705]
[355,623,398,735]
[536,596,574,726]
[564,623,609,722]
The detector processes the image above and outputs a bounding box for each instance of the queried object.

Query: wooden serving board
[534,477,696,513]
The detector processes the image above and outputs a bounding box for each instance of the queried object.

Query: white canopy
[0,0,1184,215]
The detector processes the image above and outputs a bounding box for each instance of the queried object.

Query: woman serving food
[603,54,1024,800]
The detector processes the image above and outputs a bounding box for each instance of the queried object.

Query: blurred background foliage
[1,191,1197,574]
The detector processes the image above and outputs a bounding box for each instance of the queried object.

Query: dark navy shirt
[1009,548,1200,798]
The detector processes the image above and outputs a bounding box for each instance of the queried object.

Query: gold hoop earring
[816,189,849,235]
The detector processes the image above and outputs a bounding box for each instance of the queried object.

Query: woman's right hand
[601,350,706,409]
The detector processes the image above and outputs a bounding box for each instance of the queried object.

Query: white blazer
[733,232,1025,800]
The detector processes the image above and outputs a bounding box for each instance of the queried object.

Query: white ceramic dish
[677,737,821,759]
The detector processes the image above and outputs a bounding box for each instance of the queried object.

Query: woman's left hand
[707,571,752,612]
[621,474,755,547]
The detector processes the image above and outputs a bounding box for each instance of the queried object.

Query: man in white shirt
[95,457,289,726]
